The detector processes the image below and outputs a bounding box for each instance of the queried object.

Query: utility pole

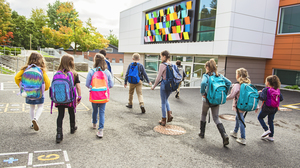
[30,34,32,50]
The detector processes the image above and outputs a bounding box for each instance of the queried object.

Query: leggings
[201,100,221,124]
[29,104,43,121]
[57,106,75,128]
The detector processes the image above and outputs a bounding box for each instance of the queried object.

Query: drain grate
[219,114,236,121]
[154,125,186,135]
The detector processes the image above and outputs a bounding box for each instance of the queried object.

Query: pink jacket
[226,83,242,112]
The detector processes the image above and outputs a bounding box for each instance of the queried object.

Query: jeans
[258,110,276,137]
[160,80,172,118]
[92,103,106,130]
[234,112,246,139]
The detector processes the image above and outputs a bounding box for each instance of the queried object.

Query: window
[119,59,123,63]
[274,69,300,85]
[172,56,193,62]
[193,56,217,78]
[196,0,217,41]
[112,58,116,63]
[145,55,161,82]
[105,48,113,53]
[278,5,300,34]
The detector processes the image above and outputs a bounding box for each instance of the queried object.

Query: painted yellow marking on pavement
[81,103,90,111]
[38,154,60,161]
[4,103,9,112]
[282,103,300,110]
[23,103,25,112]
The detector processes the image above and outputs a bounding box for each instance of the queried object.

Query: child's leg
[238,112,246,139]
[128,83,136,105]
[68,107,75,124]
[211,105,221,124]
[165,90,172,112]
[268,112,276,137]
[201,101,210,122]
[35,104,44,121]
[136,81,144,106]
[29,105,35,121]
[92,103,99,124]
[258,110,269,131]
[98,103,106,129]
[160,88,168,118]
[234,114,240,133]
[57,106,65,128]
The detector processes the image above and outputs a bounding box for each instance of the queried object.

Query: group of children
[14,50,283,146]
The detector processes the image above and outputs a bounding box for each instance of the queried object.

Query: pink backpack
[265,87,280,108]
[89,68,110,103]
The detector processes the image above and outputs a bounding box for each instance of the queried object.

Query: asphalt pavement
[0,73,299,168]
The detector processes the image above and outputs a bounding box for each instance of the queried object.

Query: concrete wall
[119,0,279,59]
[0,55,88,72]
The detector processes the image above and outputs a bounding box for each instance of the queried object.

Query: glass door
[183,65,191,87]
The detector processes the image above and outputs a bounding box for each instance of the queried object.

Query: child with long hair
[54,54,81,143]
[15,52,50,131]
[258,75,283,142]
[86,53,113,138]
[226,68,258,145]
[199,59,231,146]
[151,50,174,126]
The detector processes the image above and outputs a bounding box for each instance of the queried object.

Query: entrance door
[183,65,191,87]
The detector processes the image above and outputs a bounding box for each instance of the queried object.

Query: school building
[119,0,300,87]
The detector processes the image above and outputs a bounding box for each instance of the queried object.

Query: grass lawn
[0,67,14,74]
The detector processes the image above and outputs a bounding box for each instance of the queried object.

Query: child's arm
[106,70,114,88]
[85,70,93,88]
[200,74,208,95]
[222,75,232,93]
[259,88,268,101]
[124,64,130,88]
[141,65,152,85]
[14,70,24,87]
[152,64,165,89]
[280,93,284,102]
[226,84,239,100]
[43,71,50,91]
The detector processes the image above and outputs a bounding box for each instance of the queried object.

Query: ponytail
[205,59,218,76]
[236,68,251,84]
[161,50,170,62]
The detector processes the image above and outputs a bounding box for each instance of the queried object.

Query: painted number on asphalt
[38,154,60,161]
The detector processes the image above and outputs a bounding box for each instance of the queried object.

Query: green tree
[30,8,49,48]
[105,30,119,47]
[0,0,13,45]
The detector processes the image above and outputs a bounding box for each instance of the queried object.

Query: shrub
[284,85,299,90]
[11,48,21,55]
[2,47,11,55]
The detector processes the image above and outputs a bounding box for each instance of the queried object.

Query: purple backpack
[265,87,280,108]
[49,71,77,113]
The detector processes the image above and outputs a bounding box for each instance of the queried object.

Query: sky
[6,0,148,37]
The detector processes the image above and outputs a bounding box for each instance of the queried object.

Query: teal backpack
[237,83,259,112]
[206,75,228,105]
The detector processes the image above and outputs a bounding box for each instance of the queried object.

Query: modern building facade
[119,0,298,86]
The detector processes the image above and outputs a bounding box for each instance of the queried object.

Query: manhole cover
[154,125,186,135]
[219,114,235,121]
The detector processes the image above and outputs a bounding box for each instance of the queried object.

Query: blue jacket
[200,72,231,95]
[124,62,150,85]
[259,87,283,113]
[105,59,112,75]
[86,68,114,89]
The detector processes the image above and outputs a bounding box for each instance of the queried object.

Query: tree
[30,8,49,48]
[0,0,13,45]
[105,30,119,47]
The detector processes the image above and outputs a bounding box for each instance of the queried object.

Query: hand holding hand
[124,84,127,88]
[149,82,152,86]
[255,108,259,113]
[202,95,206,98]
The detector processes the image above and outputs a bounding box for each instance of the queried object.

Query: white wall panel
[217,0,236,14]
[263,20,277,34]
[215,13,234,28]
[233,13,264,32]
[187,43,214,55]
[231,41,262,57]
[265,0,280,21]
[232,28,263,44]
[262,33,275,46]
[260,45,274,59]
[234,0,267,18]
[213,41,230,55]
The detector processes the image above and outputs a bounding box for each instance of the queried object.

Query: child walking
[86,53,114,138]
[15,52,50,131]
[151,50,175,126]
[199,59,231,146]
[258,75,283,142]
[124,53,152,113]
[226,68,258,145]
[53,54,81,143]
[175,60,186,98]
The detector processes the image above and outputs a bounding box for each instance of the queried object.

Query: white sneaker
[263,135,274,142]
[261,130,271,137]
[32,119,39,131]
[230,130,237,138]
[92,124,97,129]
[236,138,246,145]
[97,129,103,138]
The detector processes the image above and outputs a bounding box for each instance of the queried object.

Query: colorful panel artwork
[144,0,193,43]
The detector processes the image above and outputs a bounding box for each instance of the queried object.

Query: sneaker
[140,105,146,113]
[230,130,237,138]
[92,124,97,129]
[263,135,274,142]
[236,138,246,145]
[96,129,103,138]
[261,130,271,137]
[126,104,132,108]
[32,119,39,131]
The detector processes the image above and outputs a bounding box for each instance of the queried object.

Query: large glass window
[145,55,161,82]
[172,56,193,62]
[278,5,300,34]
[274,69,300,86]
[196,0,217,41]
[193,57,218,78]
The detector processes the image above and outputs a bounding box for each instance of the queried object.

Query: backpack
[128,63,140,84]
[20,64,44,99]
[266,87,280,108]
[237,83,259,111]
[163,63,182,92]
[89,68,110,103]
[206,74,228,105]
[49,71,77,114]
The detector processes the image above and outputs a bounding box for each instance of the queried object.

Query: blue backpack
[206,74,228,105]
[128,63,140,84]
[163,63,182,92]
[237,83,259,112]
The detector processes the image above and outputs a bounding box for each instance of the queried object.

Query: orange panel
[274,43,293,49]
[292,49,300,55]
[280,0,298,6]
[293,36,300,43]
[290,60,300,67]
[273,48,292,55]
[275,37,294,44]
[291,55,300,61]
[272,54,292,59]
[292,43,300,48]
[268,60,291,66]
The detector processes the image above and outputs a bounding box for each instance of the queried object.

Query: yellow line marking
[4,103,9,112]
[38,154,60,161]
[282,103,300,110]
[22,103,25,112]
[81,103,90,111]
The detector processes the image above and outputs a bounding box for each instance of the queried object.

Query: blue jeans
[92,103,106,130]
[234,112,246,139]
[160,80,172,118]
[258,110,276,137]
